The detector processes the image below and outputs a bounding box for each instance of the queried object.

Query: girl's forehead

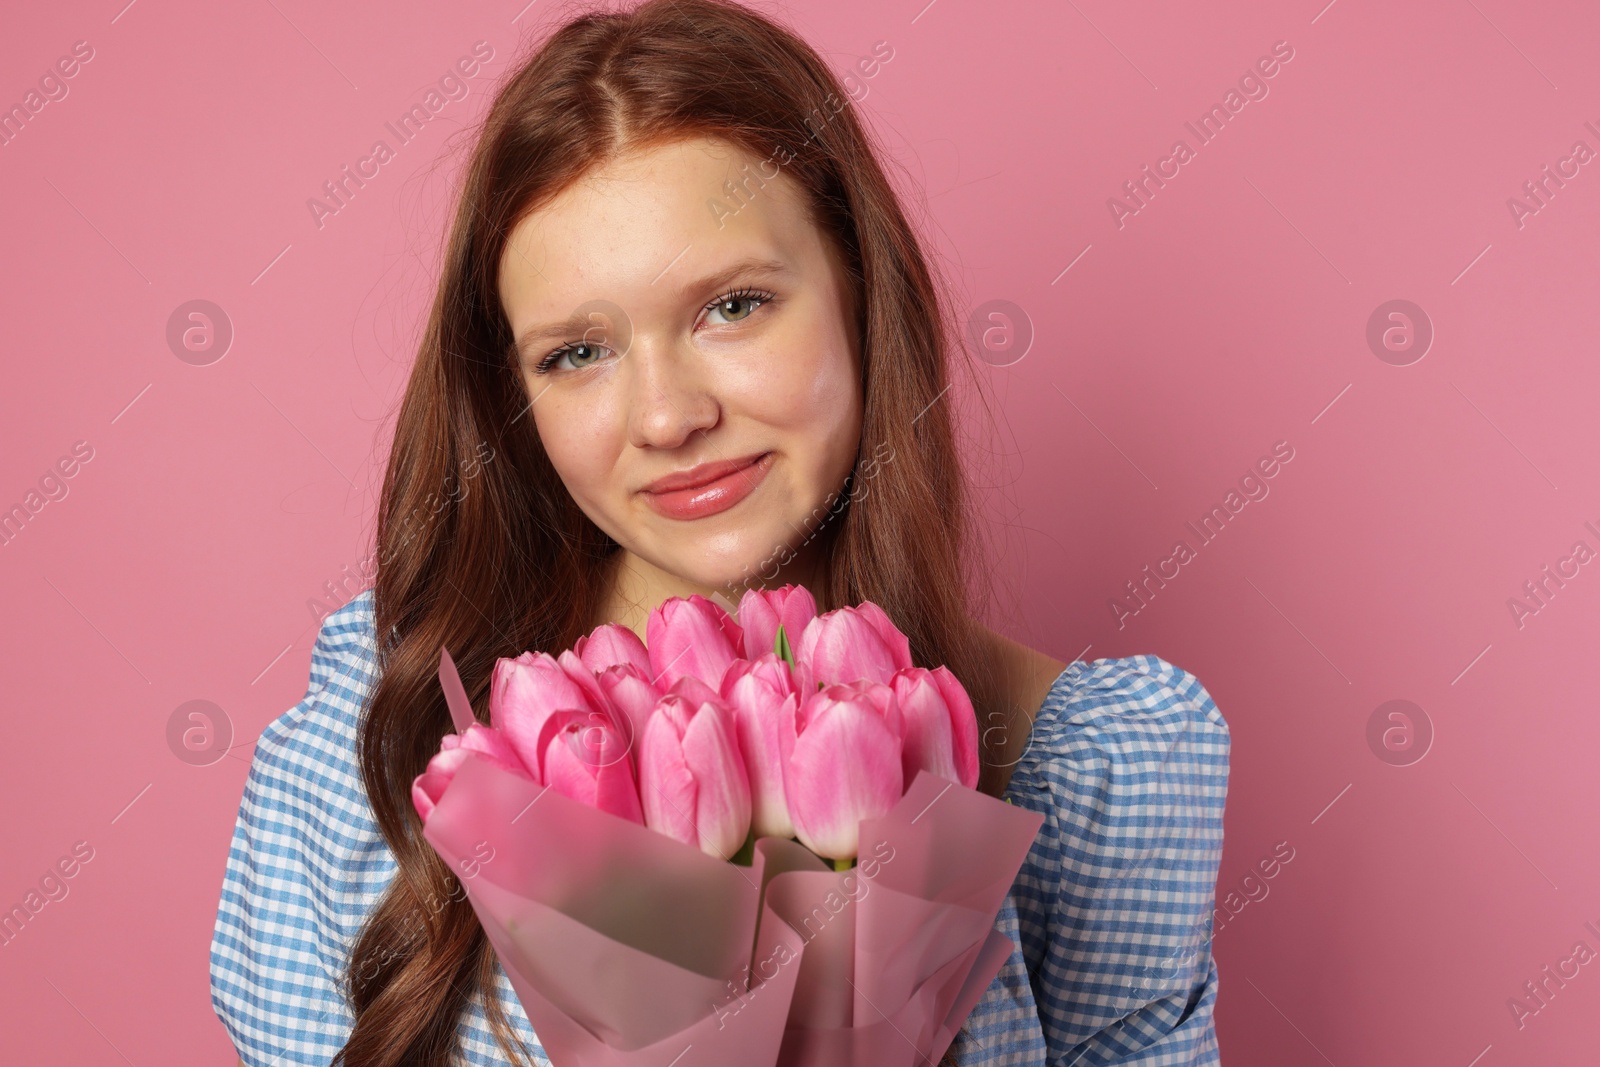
[525,137,788,233]
[498,137,825,318]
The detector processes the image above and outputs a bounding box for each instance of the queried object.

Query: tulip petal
[544,729,599,806]
[734,690,797,839]
[556,649,641,769]
[576,623,651,676]
[457,724,534,780]
[737,584,818,661]
[856,601,914,672]
[667,672,722,709]
[721,652,800,840]
[679,700,751,857]
[796,608,901,687]
[639,710,699,846]
[428,745,473,778]
[930,665,980,789]
[596,663,660,758]
[895,669,961,787]
[544,722,644,824]
[411,772,448,822]
[646,595,743,691]
[591,751,646,824]
[559,649,613,715]
[785,699,903,859]
[410,745,475,823]
[492,651,594,775]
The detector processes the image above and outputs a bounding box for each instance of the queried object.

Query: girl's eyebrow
[513,310,600,361]
[512,258,793,360]
[675,257,792,297]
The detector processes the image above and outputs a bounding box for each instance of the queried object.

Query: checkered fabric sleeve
[953,655,1230,1066]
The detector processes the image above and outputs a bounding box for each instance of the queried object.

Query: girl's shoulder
[1004,650,1231,894]
[250,590,381,795]
[1008,652,1231,822]
[235,588,389,887]
[233,590,391,950]
[1024,653,1230,766]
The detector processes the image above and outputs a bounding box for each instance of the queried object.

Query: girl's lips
[641,452,773,520]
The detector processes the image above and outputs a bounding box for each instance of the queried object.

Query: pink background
[2,0,1596,1063]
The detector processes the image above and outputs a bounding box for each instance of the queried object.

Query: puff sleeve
[209,599,391,1066]
[1005,655,1230,1065]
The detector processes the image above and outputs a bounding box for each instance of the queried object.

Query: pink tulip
[452,722,534,775]
[558,648,616,726]
[646,595,744,691]
[411,724,533,822]
[556,646,643,764]
[892,667,979,790]
[594,662,662,754]
[783,680,904,860]
[722,654,800,838]
[668,671,723,709]
[737,584,817,660]
[541,711,645,824]
[412,762,453,823]
[638,686,751,858]
[491,651,595,775]
[575,623,651,677]
[794,601,913,690]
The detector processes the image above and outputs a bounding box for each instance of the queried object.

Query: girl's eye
[531,286,774,377]
[703,288,772,326]
[535,341,612,375]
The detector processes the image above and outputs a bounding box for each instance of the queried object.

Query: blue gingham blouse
[210,592,1230,1065]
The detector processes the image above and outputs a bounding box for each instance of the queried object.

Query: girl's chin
[618,516,821,592]
[643,547,798,598]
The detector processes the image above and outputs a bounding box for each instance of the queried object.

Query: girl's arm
[1011,654,1230,1064]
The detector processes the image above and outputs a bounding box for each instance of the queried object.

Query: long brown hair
[338,1,1006,1063]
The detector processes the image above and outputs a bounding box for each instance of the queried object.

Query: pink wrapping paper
[424,752,1042,1066]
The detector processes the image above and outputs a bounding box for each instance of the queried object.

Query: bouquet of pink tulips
[413,586,1043,1067]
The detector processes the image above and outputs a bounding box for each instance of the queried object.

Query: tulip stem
[832,857,855,872]
[731,830,757,867]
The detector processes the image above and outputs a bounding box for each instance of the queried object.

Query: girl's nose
[626,335,721,451]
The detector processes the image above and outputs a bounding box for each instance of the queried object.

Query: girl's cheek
[739,333,851,429]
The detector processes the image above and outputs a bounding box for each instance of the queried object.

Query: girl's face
[497,137,863,594]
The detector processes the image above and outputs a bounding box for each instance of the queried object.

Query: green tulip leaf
[774,623,796,669]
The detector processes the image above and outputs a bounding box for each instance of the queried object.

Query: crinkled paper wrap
[424,753,1042,1067]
